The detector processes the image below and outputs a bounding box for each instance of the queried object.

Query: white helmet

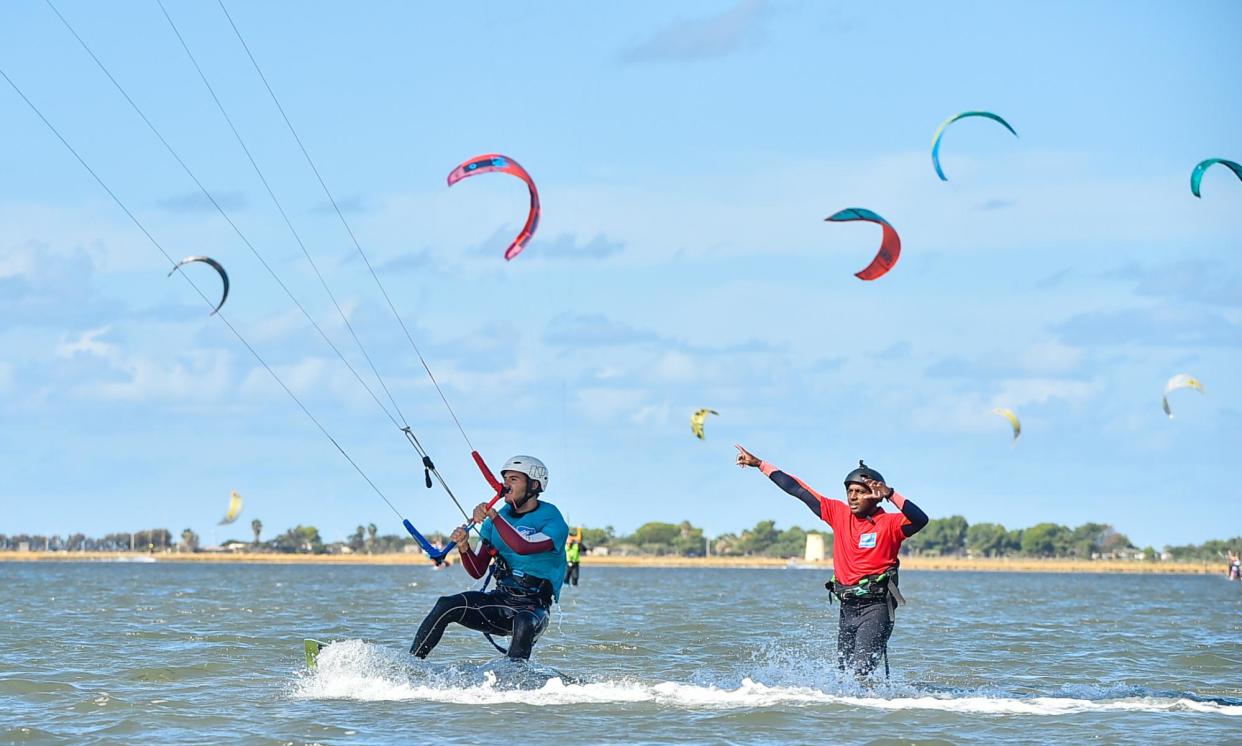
[501,455,549,493]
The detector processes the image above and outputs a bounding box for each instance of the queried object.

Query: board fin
[304,638,328,668]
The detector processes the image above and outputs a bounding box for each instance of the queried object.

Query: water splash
[290,640,1242,715]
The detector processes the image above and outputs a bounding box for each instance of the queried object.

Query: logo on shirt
[858,532,877,549]
[517,526,536,538]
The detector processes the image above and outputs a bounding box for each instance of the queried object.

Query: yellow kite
[690,409,718,440]
[991,408,1021,445]
[218,490,243,525]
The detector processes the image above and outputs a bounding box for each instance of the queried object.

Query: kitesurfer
[410,455,569,661]
[734,445,929,677]
[1227,550,1240,582]
[564,533,586,587]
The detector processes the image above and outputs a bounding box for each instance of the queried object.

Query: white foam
[292,641,1242,716]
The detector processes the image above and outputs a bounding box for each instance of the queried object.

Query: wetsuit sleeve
[493,513,557,555]
[889,490,928,537]
[759,461,836,526]
[459,540,496,579]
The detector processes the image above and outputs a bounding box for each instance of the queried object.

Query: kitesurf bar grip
[437,494,503,557]
[403,519,448,561]
[472,450,504,494]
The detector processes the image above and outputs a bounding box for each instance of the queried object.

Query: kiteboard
[300,638,582,686]
[304,638,329,668]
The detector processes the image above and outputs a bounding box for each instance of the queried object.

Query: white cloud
[238,355,374,406]
[903,375,1099,437]
[993,378,1097,409]
[630,402,671,427]
[0,202,168,274]
[48,326,242,404]
[56,326,119,361]
[620,0,773,63]
[91,351,234,402]
[651,351,697,382]
[1018,340,1084,375]
[573,386,650,424]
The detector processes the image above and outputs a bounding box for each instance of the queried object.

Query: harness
[477,554,555,655]
[826,569,901,604]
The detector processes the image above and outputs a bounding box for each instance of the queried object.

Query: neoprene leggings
[565,563,580,586]
[410,590,549,660]
[837,598,893,676]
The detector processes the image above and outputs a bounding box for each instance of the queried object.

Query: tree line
[2,518,1238,562]
[514,518,1239,562]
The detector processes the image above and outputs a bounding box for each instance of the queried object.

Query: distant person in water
[410,455,569,661]
[1228,550,1241,582]
[734,445,929,677]
[564,532,586,587]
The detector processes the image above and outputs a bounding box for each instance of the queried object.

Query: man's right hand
[734,444,761,468]
[450,525,469,550]
[471,502,495,524]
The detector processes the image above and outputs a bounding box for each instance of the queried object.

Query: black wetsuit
[410,584,550,660]
[834,583,896,676]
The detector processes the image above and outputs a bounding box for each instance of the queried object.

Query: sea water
[1,563,1239,744]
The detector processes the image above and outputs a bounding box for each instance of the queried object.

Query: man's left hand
[861,477,893,500]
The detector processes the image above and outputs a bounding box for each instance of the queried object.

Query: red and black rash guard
[459,541,496,579]
[759,461,928,586]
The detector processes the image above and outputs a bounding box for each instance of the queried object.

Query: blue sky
[2,0,1239,548]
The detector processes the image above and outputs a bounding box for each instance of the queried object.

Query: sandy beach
[0,550,1221,574]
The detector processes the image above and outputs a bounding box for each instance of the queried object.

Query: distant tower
[804,533,826,562]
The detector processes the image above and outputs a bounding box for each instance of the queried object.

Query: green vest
[566,542,581,563]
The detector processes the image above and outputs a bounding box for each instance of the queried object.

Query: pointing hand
[734,444,761,469]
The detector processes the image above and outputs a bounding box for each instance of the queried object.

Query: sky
[1,0,1239,548]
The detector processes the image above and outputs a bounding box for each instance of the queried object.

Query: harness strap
[479,563,510,655]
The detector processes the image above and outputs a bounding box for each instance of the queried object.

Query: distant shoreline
[0,551,1223,574]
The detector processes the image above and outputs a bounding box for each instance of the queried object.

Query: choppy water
[1,563,1239,744]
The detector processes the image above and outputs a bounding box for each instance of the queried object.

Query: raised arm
[860,477,928,537]
[735,444,827,519]
[890,491,929,537]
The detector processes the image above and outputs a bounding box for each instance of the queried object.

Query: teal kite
[931,111,1018,181]
[1190,158,1242,198]
[168,256,230,315]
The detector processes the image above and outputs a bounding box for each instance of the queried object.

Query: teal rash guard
[478,501,570,601]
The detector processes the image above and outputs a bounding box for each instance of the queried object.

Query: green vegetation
[1,520,1237,562]
[906,517,1157,559]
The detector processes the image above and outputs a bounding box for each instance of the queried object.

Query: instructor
[734,445,928,677]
